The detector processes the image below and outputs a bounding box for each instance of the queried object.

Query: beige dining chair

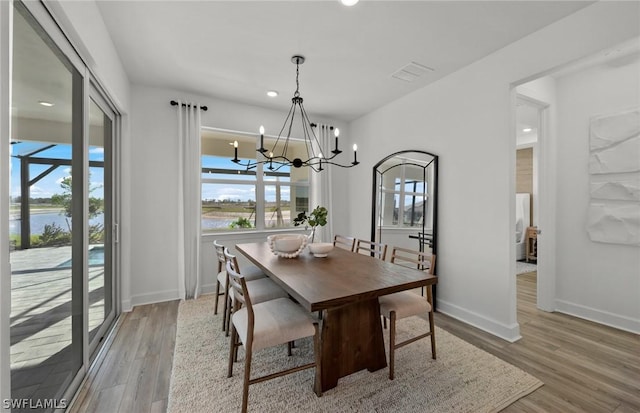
[213,240,265,332]
[355,239,388,261]
[223,248,288,337]
[378,247,436,380]
[333,234,356,251]
[226,260,322,413]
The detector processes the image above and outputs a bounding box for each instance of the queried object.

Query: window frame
[200,127,311,233]
[378,163,429,230]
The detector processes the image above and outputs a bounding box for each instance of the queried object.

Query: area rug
[516,260,537,275]
[168,295,542,413]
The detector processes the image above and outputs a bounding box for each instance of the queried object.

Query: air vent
[391,62,434,82]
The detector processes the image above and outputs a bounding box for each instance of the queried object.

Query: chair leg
[312,324,322,397]
[287,341,292,356]
[383,317,387,329]
[389,311,396,380]
[228,325,237,378]
[428,309,436,359]
[225,296,232,337]
[222,279,230,332]
[241,345,253,413]
[214,281,221,315]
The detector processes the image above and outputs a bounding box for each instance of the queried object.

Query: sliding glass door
[87,91,115,355]
[8,1,118,407]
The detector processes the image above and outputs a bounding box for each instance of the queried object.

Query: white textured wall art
[587,204,640,246]
[590,108,640,150]
[588,108,640,246]
[590,179,640,201]
[589,136,640,174]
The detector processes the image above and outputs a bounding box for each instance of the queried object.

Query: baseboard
[121,299,132,313]
[437,299,522,342]
[555,299,640,334]
[129,289,181,308]
[127,286,217,310]
[199,282,217,296]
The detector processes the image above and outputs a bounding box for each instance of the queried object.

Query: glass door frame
[86,81,117,358]
[1,0,121,404]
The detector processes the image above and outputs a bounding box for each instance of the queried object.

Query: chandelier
[232,55,359,172]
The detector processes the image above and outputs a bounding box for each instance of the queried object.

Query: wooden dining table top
[236,241,437,312]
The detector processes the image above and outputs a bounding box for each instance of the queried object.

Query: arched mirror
[371,150,438,290]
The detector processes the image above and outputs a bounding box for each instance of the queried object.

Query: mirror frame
[370,149,438,261]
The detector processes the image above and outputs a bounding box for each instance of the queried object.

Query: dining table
[236,241,438,392]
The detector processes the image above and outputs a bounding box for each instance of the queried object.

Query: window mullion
[398,164,406,227]
[255,150,265,231]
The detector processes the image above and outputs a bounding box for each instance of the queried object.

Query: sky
[10,143,104,200]
[202,155,300,203]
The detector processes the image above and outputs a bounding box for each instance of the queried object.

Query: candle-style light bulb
[352,144,359,165]
[268,151,274,170]
[258,125,266,153]
[319,152,323,171]
[233,140,239,162]
[332,127,342,155]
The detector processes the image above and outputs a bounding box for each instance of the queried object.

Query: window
[201,129,310,232]
[379,163,430,228]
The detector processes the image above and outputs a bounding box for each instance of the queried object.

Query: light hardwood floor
[70,272,639,412]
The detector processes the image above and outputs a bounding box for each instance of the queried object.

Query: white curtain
[176,101,202,299]
[310,123,334,243]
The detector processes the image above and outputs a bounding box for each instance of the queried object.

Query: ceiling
[95,1,594,122]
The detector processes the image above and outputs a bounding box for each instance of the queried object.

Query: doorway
[6,1,118,407]
[514,96,543,323]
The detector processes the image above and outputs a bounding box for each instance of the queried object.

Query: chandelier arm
[321,160,360,168]
[283,101,298,158]
[274,103,296,156]
[300,102,323,160]
[300,113,315,162]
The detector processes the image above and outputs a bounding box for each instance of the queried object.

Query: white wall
[553,56,640,332]
[348,2,640,340]
[128,84,350,308]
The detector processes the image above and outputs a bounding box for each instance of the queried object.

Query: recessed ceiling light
[341,0,359,6]
[38,101,54,107]
[267,90,279,98]
[522,128,532,133]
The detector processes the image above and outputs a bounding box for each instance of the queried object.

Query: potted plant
[293,205,328,243]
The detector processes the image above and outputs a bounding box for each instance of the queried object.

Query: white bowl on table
[267,234,308,258]
[308,242,334,258]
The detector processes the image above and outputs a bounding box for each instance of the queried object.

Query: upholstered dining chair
[223,248,288,337]
[355,239,388,261]
[213,240,265,332]
[333,234,356,251]
[226,260,322,413]
[378,247,436,380]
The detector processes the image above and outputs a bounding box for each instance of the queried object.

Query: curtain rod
[170,100,208,111]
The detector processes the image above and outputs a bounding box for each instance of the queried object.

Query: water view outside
[9,211,104,236]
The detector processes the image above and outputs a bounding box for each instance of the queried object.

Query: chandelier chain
[294,61,300,98]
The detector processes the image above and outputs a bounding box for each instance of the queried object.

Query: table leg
[319,298,387,392]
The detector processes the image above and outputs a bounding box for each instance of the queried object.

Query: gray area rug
[168,295,542,413]
[516,260,537,275]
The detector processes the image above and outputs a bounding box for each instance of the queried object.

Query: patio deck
[10,246,105,409]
